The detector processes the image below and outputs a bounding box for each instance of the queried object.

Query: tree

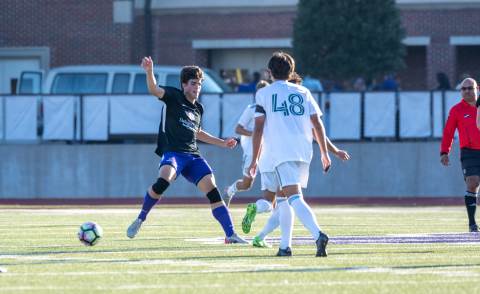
[293,0,405,81]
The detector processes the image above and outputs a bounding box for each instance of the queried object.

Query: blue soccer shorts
[159,151,213,185]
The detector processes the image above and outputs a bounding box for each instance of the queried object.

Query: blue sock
[212,205,235,237]
[138,192,159,221]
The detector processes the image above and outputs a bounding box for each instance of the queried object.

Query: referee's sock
[464,191,478,226]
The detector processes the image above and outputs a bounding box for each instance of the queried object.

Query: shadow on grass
[0,246,215,258]
[2,248,447,269]
[4,258,480,275]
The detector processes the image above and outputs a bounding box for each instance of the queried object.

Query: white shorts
[260,171,279,193]
[242,154,253,177]
[261,161,310,192]
[274,161,310,189]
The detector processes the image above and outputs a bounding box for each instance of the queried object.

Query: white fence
[0,91,460,142]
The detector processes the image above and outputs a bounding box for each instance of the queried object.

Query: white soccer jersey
[237,104,256,156]
[255,80,322,169]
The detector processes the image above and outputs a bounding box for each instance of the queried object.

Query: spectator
[237,72,261,93]
[302,75,324,92]
[381,74,399,91]
[220,69,238,91]
[332,80,344,92]
[436,72,451,90]
[353,77,367,92]
[366,78,380,91]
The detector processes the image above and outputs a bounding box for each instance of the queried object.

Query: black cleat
[276,247,292,257]
[469,224,479,232]
[315,231,329,257]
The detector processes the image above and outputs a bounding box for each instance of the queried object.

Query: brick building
[1,0,480,93]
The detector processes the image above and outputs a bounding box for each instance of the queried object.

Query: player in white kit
[249,52,331,257]
[249,73,350,248]
[223,80,271,207]
[222,80,278,241]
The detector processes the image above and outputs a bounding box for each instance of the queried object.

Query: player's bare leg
[223,175,254,207]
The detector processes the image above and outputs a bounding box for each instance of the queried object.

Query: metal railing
[0,90,460,143]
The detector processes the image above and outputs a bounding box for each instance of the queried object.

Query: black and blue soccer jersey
[154,86,203,156]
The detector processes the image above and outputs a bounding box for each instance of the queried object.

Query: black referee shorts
[460,148,480,178]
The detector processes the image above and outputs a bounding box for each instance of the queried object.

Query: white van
[18,65,230,94]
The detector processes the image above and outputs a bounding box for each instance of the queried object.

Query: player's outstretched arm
[327,137,351,161]
[311,114,331,172]
[141,56,165,99]
[312,129,350,161]
[197,129,237,148]
[235,124,252,136]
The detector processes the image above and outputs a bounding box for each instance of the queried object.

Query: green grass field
[1,205,480,293]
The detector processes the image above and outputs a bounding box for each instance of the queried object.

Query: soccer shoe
[222,186,235,207]
[315,231,329,257]
[126,218,143,239]
[469,224,479,232]
[252,236,272,248]
[276,247,292,257]
[225,233,249,244]
[242,203,257,234]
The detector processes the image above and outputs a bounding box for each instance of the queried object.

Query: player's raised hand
[223,137,237,149]
[335,150,351,161]
[141,56,153,72]
[321,153,332,173]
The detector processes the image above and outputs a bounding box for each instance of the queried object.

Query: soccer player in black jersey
[127,56,248,244]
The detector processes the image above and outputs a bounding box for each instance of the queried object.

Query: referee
[441,78,480,232]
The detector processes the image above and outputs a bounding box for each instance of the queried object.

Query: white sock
[255,199,272,214]
[257,206,280,240]
[289,194,320,240]
[277,197,294,250]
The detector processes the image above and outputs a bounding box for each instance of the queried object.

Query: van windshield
[203,69,232,92]
[52,73,107,94]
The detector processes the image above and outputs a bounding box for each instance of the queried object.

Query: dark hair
[180,66,204,85]
[288,72,302,85]
[268,52,295,80]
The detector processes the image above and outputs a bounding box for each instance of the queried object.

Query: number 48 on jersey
[272,93,305,116]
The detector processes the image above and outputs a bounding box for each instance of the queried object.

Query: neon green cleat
[252,236,271,248]
[242,203,257,234]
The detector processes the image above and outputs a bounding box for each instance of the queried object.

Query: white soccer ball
[78,221,103,246]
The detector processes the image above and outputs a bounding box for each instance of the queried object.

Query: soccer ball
[77,221,103,246]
